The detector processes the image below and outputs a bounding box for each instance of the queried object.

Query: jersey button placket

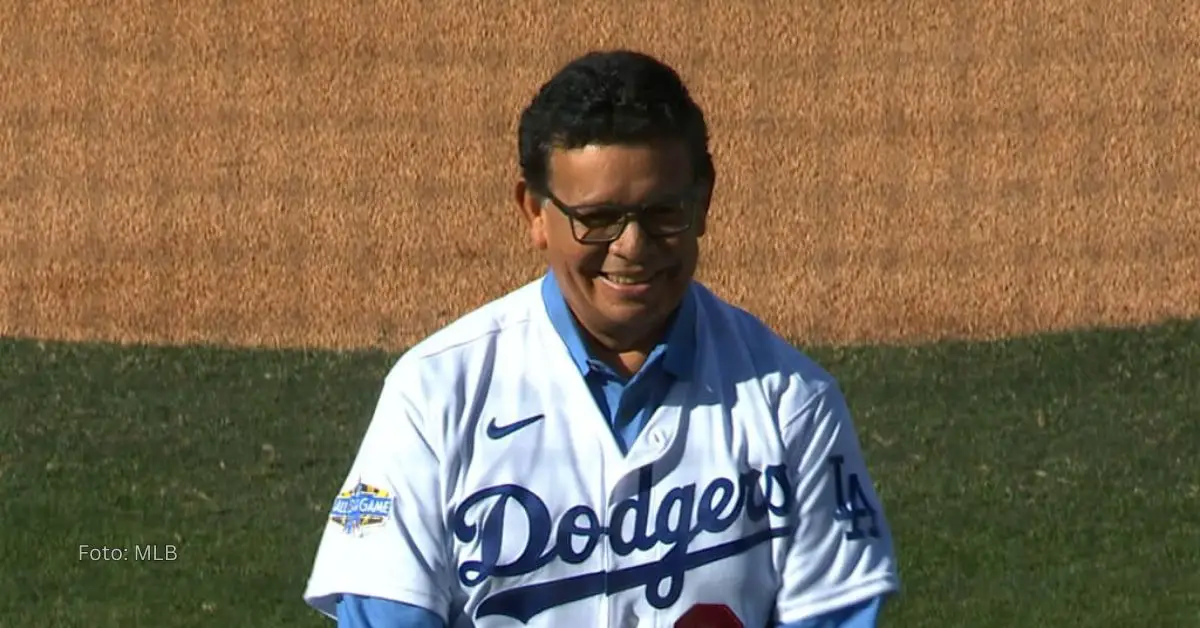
[608,477,655,628]
[650,445,667,628]
[598,426,614,628]
[604,482,616,628]
[641,406,682,628]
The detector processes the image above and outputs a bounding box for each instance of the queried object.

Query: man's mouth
[598,270,662,285]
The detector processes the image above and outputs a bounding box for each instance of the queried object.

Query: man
[303,49,900,627]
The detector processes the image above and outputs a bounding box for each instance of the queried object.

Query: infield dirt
[2,2,1197,351]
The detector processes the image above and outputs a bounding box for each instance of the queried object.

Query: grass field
[2,319,1198,627]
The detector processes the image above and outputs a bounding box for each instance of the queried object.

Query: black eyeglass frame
[539,187,705,244]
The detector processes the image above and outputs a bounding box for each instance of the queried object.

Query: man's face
[516,140,711,350]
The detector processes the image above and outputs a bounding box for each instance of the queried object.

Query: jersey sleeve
[302,365,456,624]
[774,380,900,624]
[337,594,446,628]
[777,595,884,628]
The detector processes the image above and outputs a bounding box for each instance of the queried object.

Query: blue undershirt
[334,272,885,627]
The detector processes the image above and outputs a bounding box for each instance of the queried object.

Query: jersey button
[650,430,667,449]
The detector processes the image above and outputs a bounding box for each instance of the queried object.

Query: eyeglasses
[541,189,700,244]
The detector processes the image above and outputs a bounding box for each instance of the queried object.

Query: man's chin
[596,296,679,338]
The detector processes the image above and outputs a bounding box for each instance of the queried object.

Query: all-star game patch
[329,481,394,536]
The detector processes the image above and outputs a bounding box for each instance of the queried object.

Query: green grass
[2,319,1198,627]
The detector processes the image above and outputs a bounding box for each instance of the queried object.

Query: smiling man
[303,49,900,627]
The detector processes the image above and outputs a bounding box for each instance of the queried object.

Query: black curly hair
[517,50,714,198]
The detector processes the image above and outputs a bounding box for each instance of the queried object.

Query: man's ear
[694,170,715,237]
[514,179,548,250]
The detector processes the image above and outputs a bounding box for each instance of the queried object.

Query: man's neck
[587,341,652,379]
[579,313,678,379]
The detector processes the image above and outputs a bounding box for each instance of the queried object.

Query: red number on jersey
[674,603,744,628]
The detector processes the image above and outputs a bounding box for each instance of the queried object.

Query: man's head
[514,50,715,353]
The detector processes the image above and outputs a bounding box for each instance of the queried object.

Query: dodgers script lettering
[451,465,795,622]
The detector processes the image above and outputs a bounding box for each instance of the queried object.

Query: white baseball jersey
[303,276,899,627]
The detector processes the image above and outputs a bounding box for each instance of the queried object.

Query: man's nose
[608,216,650,256]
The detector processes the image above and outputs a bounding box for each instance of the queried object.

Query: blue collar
[541,270,696,381]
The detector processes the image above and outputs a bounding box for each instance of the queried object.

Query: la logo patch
[675,603,743,628]
[329,481,393,536]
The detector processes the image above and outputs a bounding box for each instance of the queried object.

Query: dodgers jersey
[303,275,899,627]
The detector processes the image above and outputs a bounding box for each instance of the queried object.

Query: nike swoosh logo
[486,414,545,439]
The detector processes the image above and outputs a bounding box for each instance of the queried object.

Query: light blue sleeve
[336,594,446,628]
[779,595,885,628]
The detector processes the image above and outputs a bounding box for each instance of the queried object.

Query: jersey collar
[541,269,696,381]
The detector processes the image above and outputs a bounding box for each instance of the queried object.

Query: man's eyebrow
[560,186,692,209]
[598,190,692,207]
